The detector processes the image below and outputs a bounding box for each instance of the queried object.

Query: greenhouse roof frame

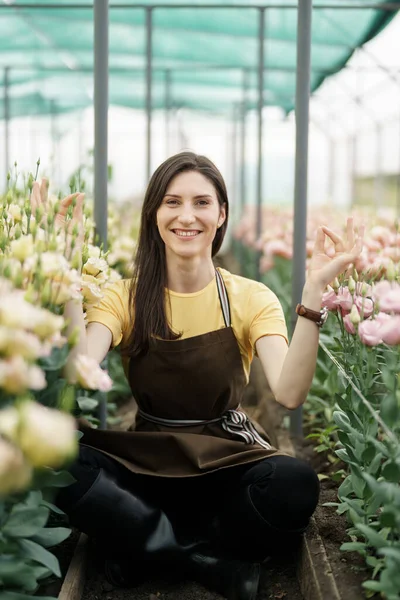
[2,0,400,433]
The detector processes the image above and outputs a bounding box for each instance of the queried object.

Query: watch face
[320,307,329,326]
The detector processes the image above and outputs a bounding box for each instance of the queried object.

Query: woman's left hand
[307,217,364,291]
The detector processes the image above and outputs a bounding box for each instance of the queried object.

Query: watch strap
[295,303,328,328]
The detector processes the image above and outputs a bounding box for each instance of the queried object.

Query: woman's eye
[197,200,210,206]
[166,200,178,205]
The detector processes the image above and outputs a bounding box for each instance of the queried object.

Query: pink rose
[343,314,356,335]
[380,316,400,346]
[373,280,393,300]
[322,288,338,311]
[354,296,374,319]
[378,285,400,314]
[263,240,292,260]
[335,287,353,315]
[355,282,372,297]
[358,319,383,346]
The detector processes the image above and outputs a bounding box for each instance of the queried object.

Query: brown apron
[80,269,284,477]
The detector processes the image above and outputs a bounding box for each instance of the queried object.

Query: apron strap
[137,407,272,450]
[215,268,231,328]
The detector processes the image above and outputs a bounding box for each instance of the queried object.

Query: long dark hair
[121,151,229,358]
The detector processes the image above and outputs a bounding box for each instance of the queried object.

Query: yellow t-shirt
[85,268,288,382]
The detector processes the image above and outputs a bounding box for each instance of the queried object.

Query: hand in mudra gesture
[31,179,85,254]
[307,217,364,290]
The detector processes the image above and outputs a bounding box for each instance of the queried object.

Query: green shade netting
[0,0,399,118]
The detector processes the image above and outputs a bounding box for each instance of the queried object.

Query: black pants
[56,444,319,560]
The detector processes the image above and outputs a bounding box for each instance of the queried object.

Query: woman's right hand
[31,178,85,255]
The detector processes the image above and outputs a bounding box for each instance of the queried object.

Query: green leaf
[343,497,366,517]
[18,539,61,577]
[333,411,355,434]
[356,524,388,549]
[0,594,56,600]
[382,461,400,483]
[31,526,71,548]
[379,510,398,529]
[380,393,399,427]
[362,580,385,592]
[338,476,353,500]
[340,541,367,554]
[378,547,400,561]
[367,452,383,477]
[2,506,49,538]
[351,472,366,498]
[0,560,40,591]
[33,468,76,490]
[40,500,66,515]
[34,378,68,410]
[77,396,99,411]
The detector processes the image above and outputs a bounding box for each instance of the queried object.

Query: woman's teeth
[174,230,199,237]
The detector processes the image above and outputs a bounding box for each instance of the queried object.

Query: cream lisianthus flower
[7,203,23,223]
[0,326,44,361]
[88,245,101,259]
[0,405,19,439]
[74,354,113,392]
[0,437,32,496]
[17,401,77,469]
[31,311,65,341]
[0,356,47,394]
[81,281,104,306]
[83,256,109,278]
[10,234,34,262]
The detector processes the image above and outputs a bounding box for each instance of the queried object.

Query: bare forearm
[62,300,87,381]
[275,283,323,409]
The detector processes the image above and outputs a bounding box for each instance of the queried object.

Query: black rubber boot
[63,468,260,599]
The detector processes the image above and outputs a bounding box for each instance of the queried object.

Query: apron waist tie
[137,408,272,450]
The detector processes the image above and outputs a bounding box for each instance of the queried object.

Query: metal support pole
[255,7,265,281]
[231,103,238,223]
[50,99,57,184]
[240,69,248,220]
[165,68,171,158]
[94,0,109,429]
[4,67,10,184]
[351,135,357,205]
[146,7,153,181]
[290,0,313,438]
[374,124,383,207]
[328,137,335,203]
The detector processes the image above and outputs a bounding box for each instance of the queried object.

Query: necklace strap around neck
[215,269,231,328]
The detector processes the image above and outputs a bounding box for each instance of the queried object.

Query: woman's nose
[177,210,195,225]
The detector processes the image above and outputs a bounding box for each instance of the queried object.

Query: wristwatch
[295,304,329,328]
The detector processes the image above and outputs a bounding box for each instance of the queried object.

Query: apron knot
[221,409,272,450]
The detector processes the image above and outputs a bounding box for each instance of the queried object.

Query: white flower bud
[349,304,361,325]
[348,276,356,294]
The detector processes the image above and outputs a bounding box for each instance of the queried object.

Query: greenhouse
[0,2,400,600]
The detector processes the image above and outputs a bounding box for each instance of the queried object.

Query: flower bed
[233,206,400,599]
[0,166,138,600]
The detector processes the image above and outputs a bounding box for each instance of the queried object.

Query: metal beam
[255,7,265,282]
[3,67,9,183]
[94,0,109,430]
[165,68,171,158]
[290,0,313,438]
[0,3,399,10]
[240,69,249,219]
[146,7,153,182]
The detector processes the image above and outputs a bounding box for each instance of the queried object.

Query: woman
[42,152,363,600]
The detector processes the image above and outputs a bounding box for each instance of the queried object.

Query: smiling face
[156,170,226,261]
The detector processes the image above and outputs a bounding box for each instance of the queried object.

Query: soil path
[81,549,304,600]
